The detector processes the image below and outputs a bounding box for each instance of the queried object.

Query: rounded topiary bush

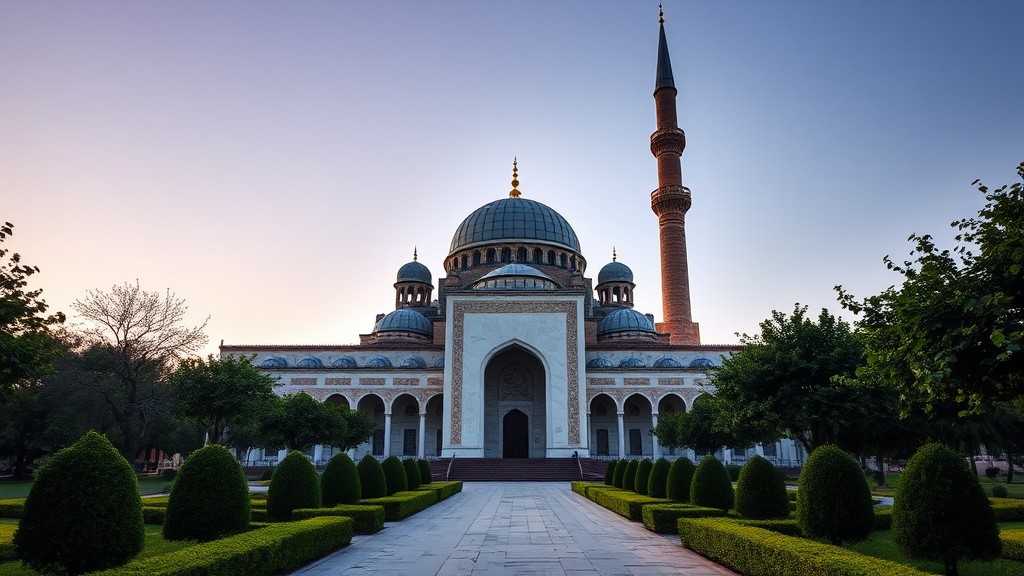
[403,458,421,490]
[267,450,321,521]
[604,459,619,486]
[666,457,696,502]
[690,455,734,512]
[358,454,387,498]
[320,453,361,507]
[993,484,1009,498]
[418,459,432,485]
[635,459,653,495]
[735,455,789,520]
[613,458,627,488]
[381,456,408,495]
[623,460,639,492]
[796,444,874,545]
[260,466,276,481]
[14,431,144,575]
[648,458,671,498]
[164,444,250,541]
[893,443,1000,574]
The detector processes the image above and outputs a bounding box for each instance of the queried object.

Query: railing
[576,455,584,479]
[446,452,456,481]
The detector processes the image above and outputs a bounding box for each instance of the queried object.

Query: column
[617,412,626,459]
[383,413,392,457]
[313,445,323,464]
[417,412,427,459]
[277,448,288,463]
[651,413,660,459]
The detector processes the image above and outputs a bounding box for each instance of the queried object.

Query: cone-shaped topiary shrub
[14,431,144,575]
[164,444,251,541]
[796,444,874,545]
[260,466,276,481]
[381,456,408,496]
[690,455,734,512]
[893,443,1000,575]
[613,458,627,488]
[418,459,432,485]
[635,459,654,495]
[666,457,696,502]
[403,458,421,490]
[358,454,388,498]
[267,450,321,521]
[623,460,639,492]
[321,453,361,507]
[735,455,789,519]
[604,459,619,485]
[648,458,671,498]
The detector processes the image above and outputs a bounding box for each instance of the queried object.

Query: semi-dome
[586,357,613,369]
[365,356,393,368]
[373,309,433,336]
[397,260,432,284]
[331,356,358,368]
[473,264,559,290]
[653,357,683,368]
[260,356,287,368]
[598,308,656,336]
[449,197,581,255]
[400,356,427,368]
[296,357,324,368]
[597,261,634,285]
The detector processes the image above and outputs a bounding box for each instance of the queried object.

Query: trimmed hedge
[267,451,321,521]
[796,444,874,545]
[417,481,463,501]
[357,455,387,499]
[735,455,789,520]
[1001,530,1024,561]
[0,499,23,518]
[666,457,696,502]
[591,489,666,521]
[403,459,422,491]
[623,460,639,493]
[677,518,932,576]
[648,458,671,498]
[635,460,653,495]
[320,453,361,507]
[990,497,1024,521]
[89,517,353,576]
[418,459,432,485]
[164,444,251,542]
[733,518,803,537]
[292,504,385,534]
[690,455,734,512]
[360,490,437,521]
[641,504,726,533]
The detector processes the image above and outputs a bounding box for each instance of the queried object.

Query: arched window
[473,251,481,266]
[486,248,496,264]
[570,256,577,271]
[501,247,511,263]
[533,248,543,264]
[461,254,468,269]
[559,253,567,268]
[517,247,527,262]
[547,250,555,265]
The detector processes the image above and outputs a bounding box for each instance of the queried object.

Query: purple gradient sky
[3,1,1021,354]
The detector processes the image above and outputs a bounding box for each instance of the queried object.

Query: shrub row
[0,541,14,562]
[731,518,803,537]
[293,505,385,534]
[89,517,353,576]
[588,486,666,521]
[417,481,463,501]
[677,518,931,576]
[360,489,437,521]
[641,504,726,533]
[1001,531,1024,561]
[0,499,23,518]
[989,497,1024,521]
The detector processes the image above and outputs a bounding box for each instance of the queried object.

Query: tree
[0,221,64,391]
[246,392,376,452]
[893,443,1000,576]
[838,162,1024,414]
[169,354,278,445]
[711,305,867,454]
[70,281,208,461]
[653,394,766,454]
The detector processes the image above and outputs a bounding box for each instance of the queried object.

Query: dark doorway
[503,409,529,458]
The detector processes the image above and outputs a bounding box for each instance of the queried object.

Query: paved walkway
[290,482,736,576]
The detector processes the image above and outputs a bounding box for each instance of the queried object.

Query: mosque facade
[221,15,807,468]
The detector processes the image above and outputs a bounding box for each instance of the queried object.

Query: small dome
[618,357,647,368]
[332,356,357,368]
[653,357,683,368]
[400,356,427,368]
[365,356,393,368]
[397,260,432,284]
[689,357,715,369]
[597,261,634,285]
[260,356,287,368]
[473,264,559,290]
[586,357,613,369]
[433,357,445,368]
[373,309,433,336]
[296,357,323,368]
[598,308,656,336]
[449,197,581,256]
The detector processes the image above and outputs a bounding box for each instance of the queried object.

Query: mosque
[221,13,807,468]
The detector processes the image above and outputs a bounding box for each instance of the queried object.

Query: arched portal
[502,409,529,458]
[589,394,617,457]
[483,345,546,458]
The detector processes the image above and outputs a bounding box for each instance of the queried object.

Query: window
[629,429,642,456]
[372,429,384,456]
[404,403,417,417]
[596,429,609,456]
[486,249,496,264]
[501,247,511,263]
[762,443,777,458]
[533,248,543,263]
[517,247,527,262]
[403,429,417,456]
[547,250,555,265]
[733,447,746,458]
[461,255,468,269]
[559,253,567,268]
[473,251,481,266]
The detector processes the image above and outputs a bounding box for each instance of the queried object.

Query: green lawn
[0,477,170,500]
[847,530,1024,575]
[0,520,193,576]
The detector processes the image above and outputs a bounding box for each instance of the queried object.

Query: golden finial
[612,246,617,262]
[509,157,521,198]
[413,246,418,261]
[659,3,664,24]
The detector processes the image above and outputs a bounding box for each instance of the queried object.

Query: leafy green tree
[653,394,767,454]
[169,354,277,445]
[894,443,1000,576]
[711,305,866,453]
[245,392,376,452]
[0,222,65,392]
[838,162,1023,414]
[796,444,874,545]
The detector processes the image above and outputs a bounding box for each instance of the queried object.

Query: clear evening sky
[2,1,1021,354]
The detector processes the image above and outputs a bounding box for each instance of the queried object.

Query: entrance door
[503,409,529,458]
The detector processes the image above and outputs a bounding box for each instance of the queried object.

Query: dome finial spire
[659,3,664,24]
[509,157,521,198]
[612,246,617,262]
[413,246,418,261]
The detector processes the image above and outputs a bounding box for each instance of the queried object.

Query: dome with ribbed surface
[331,356,357,369]
[653,357,682,368]
[473,264,559,290]
[373,309,433,336]
[597,261,634,285]
[598,308,656,336]
[449,197,581,255]
[397,260,432,284]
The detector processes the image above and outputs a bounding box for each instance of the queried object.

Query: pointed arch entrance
[484,344,546,458]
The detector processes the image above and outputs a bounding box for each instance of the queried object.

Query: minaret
[650,6,700,345]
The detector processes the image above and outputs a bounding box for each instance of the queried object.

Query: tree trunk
[876,452,887,487]
[944,558,959,576]
[1008,449,1015,484]
[970,454,980,477]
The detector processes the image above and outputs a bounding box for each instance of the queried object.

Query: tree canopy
[238,392,377,452]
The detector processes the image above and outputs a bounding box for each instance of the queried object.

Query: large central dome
[449,197,581,256]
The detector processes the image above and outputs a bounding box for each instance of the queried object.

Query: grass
[0,520,194,576]
[0,477,170,500]
[847,530,1024,576]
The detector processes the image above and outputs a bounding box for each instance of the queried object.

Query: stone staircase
[428,458,609,482]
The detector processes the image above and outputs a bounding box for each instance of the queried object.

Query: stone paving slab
[289,482,736,576]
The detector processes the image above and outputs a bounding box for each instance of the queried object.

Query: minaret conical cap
[655,5,675,91]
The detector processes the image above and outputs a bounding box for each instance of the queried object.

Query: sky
[2,1,1022,355]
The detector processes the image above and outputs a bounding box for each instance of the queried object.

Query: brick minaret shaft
[650,11,700,345]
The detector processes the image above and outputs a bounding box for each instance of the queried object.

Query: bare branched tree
[71,281,208,463]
